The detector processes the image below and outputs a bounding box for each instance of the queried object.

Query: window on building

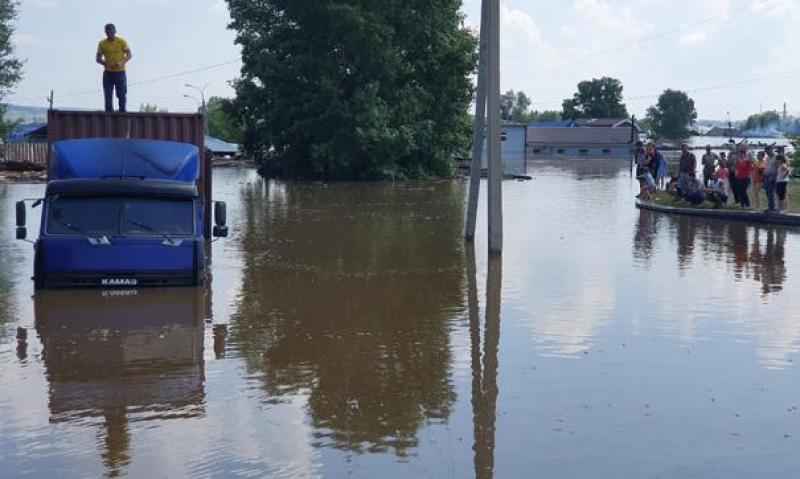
[533,148,542,154]
[556,149,565,155]
[579,149,589,155]
[501,132,508,142]
[602,149,611,155]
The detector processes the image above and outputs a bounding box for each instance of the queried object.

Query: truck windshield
[48,197,194,236]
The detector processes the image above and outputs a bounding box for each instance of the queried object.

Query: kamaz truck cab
[15,138,227,288]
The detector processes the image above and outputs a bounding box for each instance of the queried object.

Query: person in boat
[644,143,665,188]
[776,155,791,213]
[762,145,779,213]
[716,154,730,195]
[727,145,740,204]
[634,141,648,197]
[656,146,668,190]
[701,145,719,188]
[639,168,657,200]
[681,177,706,206]
[751,151,766,211]
[677,143,697,194]
[705,172,728,208]
[734,145,754,209]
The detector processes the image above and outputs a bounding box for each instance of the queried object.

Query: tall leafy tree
[562,77,627,119]
[645,89,697,140]
[499,89,557,123]
[227,0,477,180]
[206,96,244,144]
[0,0,22,137]
[743,110,781,132]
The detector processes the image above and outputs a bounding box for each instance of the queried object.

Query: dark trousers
[737,177,750,207]
[703,168,714,187]
[103,71,127,112]
[763,176,777,212]
[730,174,740,203]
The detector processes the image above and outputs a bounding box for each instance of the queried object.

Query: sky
[9,0,800,121]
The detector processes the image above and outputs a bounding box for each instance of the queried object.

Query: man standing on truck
[96,24,132,113]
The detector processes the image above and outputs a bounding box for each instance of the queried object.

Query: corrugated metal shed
[528,120,576,128]
[527,127,634,145]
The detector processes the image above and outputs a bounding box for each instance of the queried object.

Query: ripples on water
[1,162,799,478]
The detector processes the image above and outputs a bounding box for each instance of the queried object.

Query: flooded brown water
[1,163,799,478]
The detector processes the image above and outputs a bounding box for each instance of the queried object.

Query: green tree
[0,0,22,137]
[139,103,167,113]
[743,110,781,131]
[500,90,533,122]
[227,0,477,180]
[206,96,244,144]
[645,89,697,140]
[500,89,558,123]
[528,110,561,122]
[561,77,627,119]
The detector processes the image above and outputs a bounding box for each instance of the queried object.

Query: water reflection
[231,180,465,455]
[633,211,788,296]
[34,289,206,477]
[467,247,501,479]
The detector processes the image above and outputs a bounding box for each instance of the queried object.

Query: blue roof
[528,120,576,128]
[51,138,200,182]
[205,135,239,154]
[6,122,47,142]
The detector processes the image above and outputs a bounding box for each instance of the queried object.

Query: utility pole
[47,90,54,110]
[465,0,489,242]
[465,0,502,254]
[486,0,502,254]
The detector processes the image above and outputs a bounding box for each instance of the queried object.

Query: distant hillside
[5,104,48,123]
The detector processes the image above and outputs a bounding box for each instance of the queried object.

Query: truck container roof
[46,178,199,199]
[50,138,199,182]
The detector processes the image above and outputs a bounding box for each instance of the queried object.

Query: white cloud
[679,31,708,45]
[209,0,227,14]
[28,0,59,7]
[500,5,558,67]
[14,33,46,47]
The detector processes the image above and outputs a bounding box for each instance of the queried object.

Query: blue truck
[15,137,228,288]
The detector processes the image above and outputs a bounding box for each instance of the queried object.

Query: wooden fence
[0,143,48,168]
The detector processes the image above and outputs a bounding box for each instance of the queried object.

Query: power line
[536,0,766,73]
[532,66,800,109]
[10,58,241,104]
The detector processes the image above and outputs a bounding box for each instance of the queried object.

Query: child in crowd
[638,169,657,200]
[706,172,728,208]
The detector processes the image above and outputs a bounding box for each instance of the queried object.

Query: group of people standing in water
[636,141,792,213]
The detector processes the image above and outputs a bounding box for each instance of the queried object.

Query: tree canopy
[499,89,560,123]
[645,89,697,140]
[0,0,22,137]
[561,77,627,119]
[227,0,477,180]
[743,110,781,132]
[206,96,244,144]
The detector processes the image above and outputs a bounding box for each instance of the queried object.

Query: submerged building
[527,127,635,158]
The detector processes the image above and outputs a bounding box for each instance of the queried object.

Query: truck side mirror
[15,201,26,240]
[16,201,25,227]
[214,201,227,227]
[213,225,229,238]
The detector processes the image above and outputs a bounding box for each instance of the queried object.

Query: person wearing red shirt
[734,148,754,208]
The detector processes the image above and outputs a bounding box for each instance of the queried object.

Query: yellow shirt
[97,36,129,72]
